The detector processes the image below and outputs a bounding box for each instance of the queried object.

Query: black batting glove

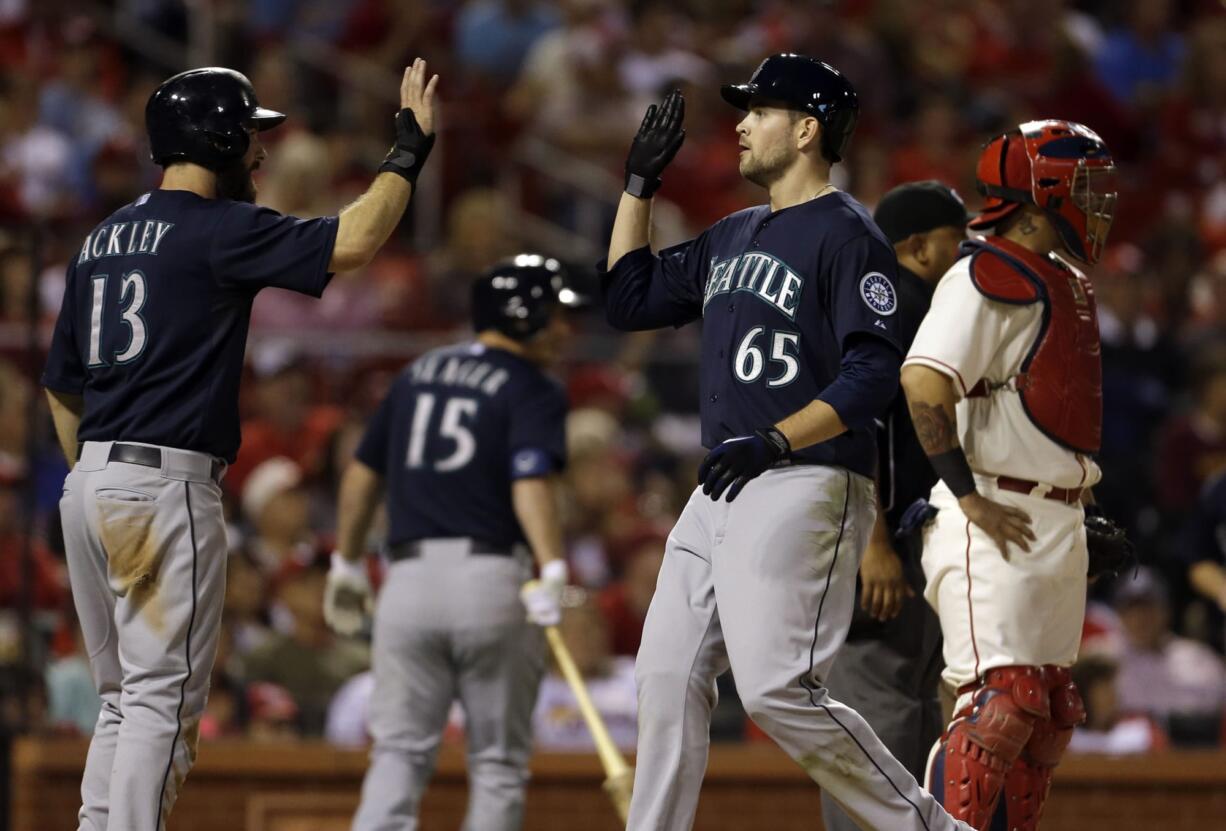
[379,108,436,185]
[624,89,685,198]
[698,427,791,503]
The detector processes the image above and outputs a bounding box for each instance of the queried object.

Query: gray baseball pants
[352,540,545,831]
[820,550,945,831]
[61,440,227,831]
[627,466,968,831]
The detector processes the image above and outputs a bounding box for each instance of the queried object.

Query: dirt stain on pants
[99,496,166,634]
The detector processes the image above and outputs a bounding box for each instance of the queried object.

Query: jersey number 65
[734,327,800,388]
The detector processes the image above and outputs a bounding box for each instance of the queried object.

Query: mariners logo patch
[859,272,897,316]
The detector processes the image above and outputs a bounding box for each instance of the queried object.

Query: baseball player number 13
[87,271,149,367]
[734,327,800,387]
[405,392,479,472]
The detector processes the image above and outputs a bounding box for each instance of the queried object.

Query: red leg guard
[1001,665,1086,831]
[932,666,1049,830]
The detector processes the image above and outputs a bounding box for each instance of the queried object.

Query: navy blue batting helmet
[471,254,586,340]
[721,53,859,163]
[146,67,285,170]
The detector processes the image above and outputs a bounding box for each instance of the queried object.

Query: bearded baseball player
[603,53,971,831]
[41,61,439,830]
[900,120,1119,830]
[326,256,581,831]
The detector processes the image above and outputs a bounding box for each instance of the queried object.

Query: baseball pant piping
[798,469,850,700]
[795,471,932,831]
[963,520,980,680]
[820,537,945,831]
[154,482,198,825]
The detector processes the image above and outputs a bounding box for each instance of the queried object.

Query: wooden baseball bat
[544,624,634,825]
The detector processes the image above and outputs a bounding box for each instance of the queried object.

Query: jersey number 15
[406,393,479,472]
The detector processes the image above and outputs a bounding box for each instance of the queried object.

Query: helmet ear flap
[204,127,249,165]
[819,109,856,163]
[146,68,272,169]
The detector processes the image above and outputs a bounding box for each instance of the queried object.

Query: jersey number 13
[87,271,149,367]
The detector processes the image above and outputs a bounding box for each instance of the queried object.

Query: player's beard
[739,142,797,188]
[215,159,257,203]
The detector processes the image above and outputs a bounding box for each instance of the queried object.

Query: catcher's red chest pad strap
[967,241,1041,304]
[966,237,1103,454]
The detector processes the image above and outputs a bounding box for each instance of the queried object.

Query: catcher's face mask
[971,120,1118,265]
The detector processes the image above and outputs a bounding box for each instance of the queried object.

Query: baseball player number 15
[405,393,479,471]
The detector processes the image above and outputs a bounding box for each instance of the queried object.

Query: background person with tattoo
[900,121,1118,831]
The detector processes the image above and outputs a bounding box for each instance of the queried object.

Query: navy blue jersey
[41,190,338,462]
[355,342,568,549]
[603,191,902,478]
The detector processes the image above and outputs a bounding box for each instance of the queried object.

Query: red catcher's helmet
[970,119,1118,265]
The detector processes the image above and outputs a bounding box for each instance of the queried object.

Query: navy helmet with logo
[721,53,859,163]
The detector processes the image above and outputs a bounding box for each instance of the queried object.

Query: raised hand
[379,58,439,184]
[624,89,686,198]
[400,57,439,136]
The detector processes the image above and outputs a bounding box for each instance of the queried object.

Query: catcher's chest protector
[966,237,1103,454]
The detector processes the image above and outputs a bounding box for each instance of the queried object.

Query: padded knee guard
[999,665,1086,831]
[928,666,1049,830]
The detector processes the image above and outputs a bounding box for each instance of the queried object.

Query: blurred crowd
[0,0,1225,754]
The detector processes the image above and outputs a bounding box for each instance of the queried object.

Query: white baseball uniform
[903,253,1095,710]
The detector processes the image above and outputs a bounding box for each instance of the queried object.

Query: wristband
[541,559,568,586]
[756,426,792,459]
[625,173,661,199]
[378,108,435,185]
[929,448,976,498]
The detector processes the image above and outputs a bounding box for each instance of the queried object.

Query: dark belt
[996,475,1084,505]
[388,538,513,561]
[107,442,225,484]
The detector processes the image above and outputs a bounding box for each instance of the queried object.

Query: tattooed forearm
[910,401,959,454]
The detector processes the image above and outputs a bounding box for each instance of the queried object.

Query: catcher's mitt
[1085,515,1136,579]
